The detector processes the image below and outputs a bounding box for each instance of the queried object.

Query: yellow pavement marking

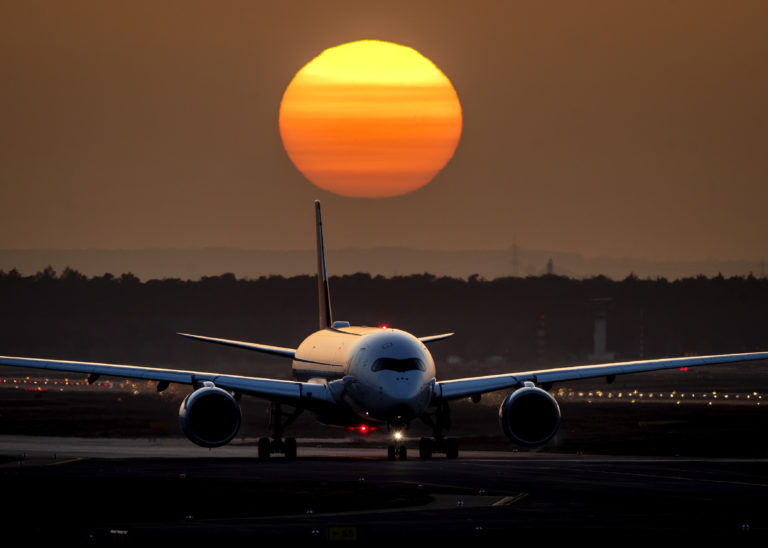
[492,493,529,506]
[46,457,86,466]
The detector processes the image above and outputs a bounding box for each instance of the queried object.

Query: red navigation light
[347,425,378,434]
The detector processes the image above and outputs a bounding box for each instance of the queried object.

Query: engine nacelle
[179,384,241,448]
[498,385,561,446]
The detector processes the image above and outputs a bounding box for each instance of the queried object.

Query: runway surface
[2,436,767,543]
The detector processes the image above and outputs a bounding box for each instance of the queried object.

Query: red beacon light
[380,324,388,329]
[680,367,689,371]
[345,424,379,434]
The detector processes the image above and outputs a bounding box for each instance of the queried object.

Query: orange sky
[0,1,766,264]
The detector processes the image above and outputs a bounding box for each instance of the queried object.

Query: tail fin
[315,200,333,329]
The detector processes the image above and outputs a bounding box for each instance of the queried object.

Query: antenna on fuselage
[315,200,333,329]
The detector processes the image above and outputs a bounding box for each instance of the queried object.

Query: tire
[419,437,433,459]
[284,437,297,459]
[387,445,396,461]
[258,437,271,460]
[399,445,407,461]
[446,437,459,459]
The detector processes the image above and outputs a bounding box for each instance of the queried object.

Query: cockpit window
[371,357,426,373]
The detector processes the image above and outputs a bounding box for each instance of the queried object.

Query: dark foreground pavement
[1,440,766,544]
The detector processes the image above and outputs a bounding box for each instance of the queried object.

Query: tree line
[1,268,767,376]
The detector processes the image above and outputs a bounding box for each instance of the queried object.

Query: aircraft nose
[380,373,431,419]
[381,368,428,396]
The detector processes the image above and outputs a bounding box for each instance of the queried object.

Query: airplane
[1,200,767,460]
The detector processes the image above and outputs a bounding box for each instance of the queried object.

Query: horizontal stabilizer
[177,332,296,359]
[418,333,454,344]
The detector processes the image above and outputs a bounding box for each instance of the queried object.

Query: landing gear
[258,437,271,460]
[387,428,408,461]
[416,436,458,459]
[387,444,408,461]
[419,437,433,459]
[419,402,460,459]
[284,437,297,459]
[258,436,298,460]
[258,403,303,460]
[445,437,459,459]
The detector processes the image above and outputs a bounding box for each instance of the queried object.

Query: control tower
[588,297,615,362]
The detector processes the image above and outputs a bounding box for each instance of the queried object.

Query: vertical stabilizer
[315,201,333,329]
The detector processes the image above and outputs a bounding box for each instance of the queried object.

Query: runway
[0,434,548,461]
[1,436,767,543]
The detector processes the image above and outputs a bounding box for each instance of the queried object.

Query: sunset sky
[1,1,766,264]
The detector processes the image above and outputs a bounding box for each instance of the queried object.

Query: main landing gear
[418,436,458,459]
[258,402,303,460]
[418,402,459,459]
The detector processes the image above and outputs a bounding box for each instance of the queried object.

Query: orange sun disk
[279,40,463,198]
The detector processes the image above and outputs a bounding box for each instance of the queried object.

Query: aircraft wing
[0,355,332,407]
[176,332,296,358]
[434,351,768,401]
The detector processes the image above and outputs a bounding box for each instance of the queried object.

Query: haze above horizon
[1,2,766,263]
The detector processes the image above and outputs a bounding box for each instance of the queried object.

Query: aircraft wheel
[419,437,433,459]
[399,445,407,461]
[285,437,297,459]
[446,437,459,459]
[387,445,396,461]
[258,437,271,460]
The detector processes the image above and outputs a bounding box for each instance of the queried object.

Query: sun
[279,40,462,198]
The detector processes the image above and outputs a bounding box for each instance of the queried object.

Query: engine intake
[499,386,561,446]
[179,385,241,448]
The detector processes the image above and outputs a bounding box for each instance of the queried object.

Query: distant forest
[1,267,767,378]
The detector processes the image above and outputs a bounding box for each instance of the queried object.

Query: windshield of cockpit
[370,357,426,372]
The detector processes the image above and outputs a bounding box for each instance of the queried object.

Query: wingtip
[419,332,455,344]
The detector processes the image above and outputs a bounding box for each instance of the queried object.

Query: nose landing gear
[387,430,408,461]
[387,444,407,461]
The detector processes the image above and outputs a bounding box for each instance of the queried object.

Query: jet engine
[498,385,561,446]
[179,384,241,448]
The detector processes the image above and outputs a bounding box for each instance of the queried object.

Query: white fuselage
[292,327,435,426]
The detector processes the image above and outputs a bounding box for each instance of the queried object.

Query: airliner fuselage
[293,327,435,426]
